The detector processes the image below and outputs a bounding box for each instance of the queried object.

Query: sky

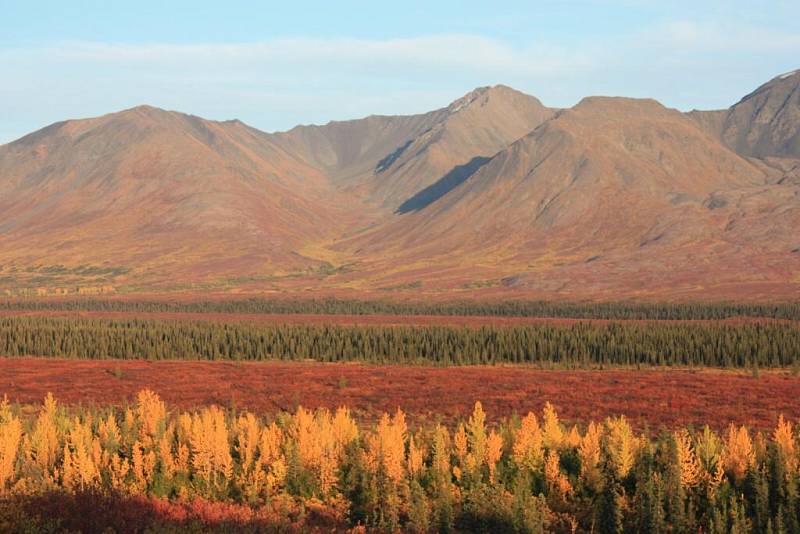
[1,0,799,144]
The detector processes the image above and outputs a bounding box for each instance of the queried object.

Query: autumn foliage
[0,392,799,532]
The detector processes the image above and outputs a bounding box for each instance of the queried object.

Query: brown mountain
[339,96,799,299]
[272,85,554,209]
[689,70,800,184]
[0,106,359,290]
[721,70,800,159]
[1,73,798,299]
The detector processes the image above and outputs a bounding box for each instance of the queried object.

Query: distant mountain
[272,84,554,209]
[721,70,800,159]
[341,96,799,298]
[0,106,358,289]
[689,70,800,182]
[1,72,798,299]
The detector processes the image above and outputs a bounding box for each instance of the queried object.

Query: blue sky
[1,0,798,143]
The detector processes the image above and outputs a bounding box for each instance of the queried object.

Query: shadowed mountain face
[272,85,555,209]
[395,156,491,214]
[340,96,799,299]
[721,70,800,159]
[1,73,799,299]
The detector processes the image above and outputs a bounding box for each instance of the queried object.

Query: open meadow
[0,358,798,431]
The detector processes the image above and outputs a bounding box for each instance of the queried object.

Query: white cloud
[646,20,800,51]
[0,23,798,143]
[1,35,592,77]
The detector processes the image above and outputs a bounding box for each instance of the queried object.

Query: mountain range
[1,70,799,300]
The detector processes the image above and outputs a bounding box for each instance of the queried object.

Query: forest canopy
[1,316,798,368]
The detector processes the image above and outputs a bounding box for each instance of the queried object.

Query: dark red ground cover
[1,358,797,430]
[0,491,346,533]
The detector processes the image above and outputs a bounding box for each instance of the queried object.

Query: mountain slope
[273,85,554,209]
[720,70,800,159]
[1,72,799,299]
[339,97,799,298]
[0,106,358,290]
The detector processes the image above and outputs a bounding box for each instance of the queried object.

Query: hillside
[1,72,798,299]
[0,106,359,290]
[272,84,554,209]
[339,97,799,298]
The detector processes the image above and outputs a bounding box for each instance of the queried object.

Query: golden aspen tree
[98,411,121,453]
[605,415,637,479]
[542,402,564,450]
[332,407,358,448]
[315,409,340,496]
[485,429,503,484]
[234,413,267,500]
[694,426,725,498]
[453,424,468,465]
[61,416,100,491]
[122,407,137,447]
[288,405,356,498]
[108,454,131,491]
[773,415,797,474]
[695,426,722,472]
[452,423,467,482]
[131,440,147,490]
[0,400,22,493]
[26,393,60,480]
[259,421,284,467]
[175,412,193,476]
[545,449,572,498]
[674,429,703,489]
[291,406,320,471]
[363,431,380,476]
[93,429,116,483]
[136,389,166,443]
[175,441,190,475]
[407,434,426,479]
[190,405,233,493]
[565,425,582,449]
[60,443,75,490]
[158,424,177,479]
[373,410,407,485]
[722,424,755,483]
[466,402,487,475]
[513,412,544,472]
[431,424,451,477]
[234,413,261,476]
[578,421,602,490]
[365,410,408,531]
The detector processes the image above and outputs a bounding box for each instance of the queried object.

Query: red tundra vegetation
[1,357,796,430]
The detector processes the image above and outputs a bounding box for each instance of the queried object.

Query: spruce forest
[1,315,798,368]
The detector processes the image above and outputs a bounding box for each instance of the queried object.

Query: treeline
[1,297,800,320]
[1,392,799,532]
[1,316,799,367]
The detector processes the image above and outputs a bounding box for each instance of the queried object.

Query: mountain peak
[723,68,800,158]
[110,104,178,120]
[736,68,799,106]
[775,69,799,81]
[447,87,491,113]
[447,84,539,114]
